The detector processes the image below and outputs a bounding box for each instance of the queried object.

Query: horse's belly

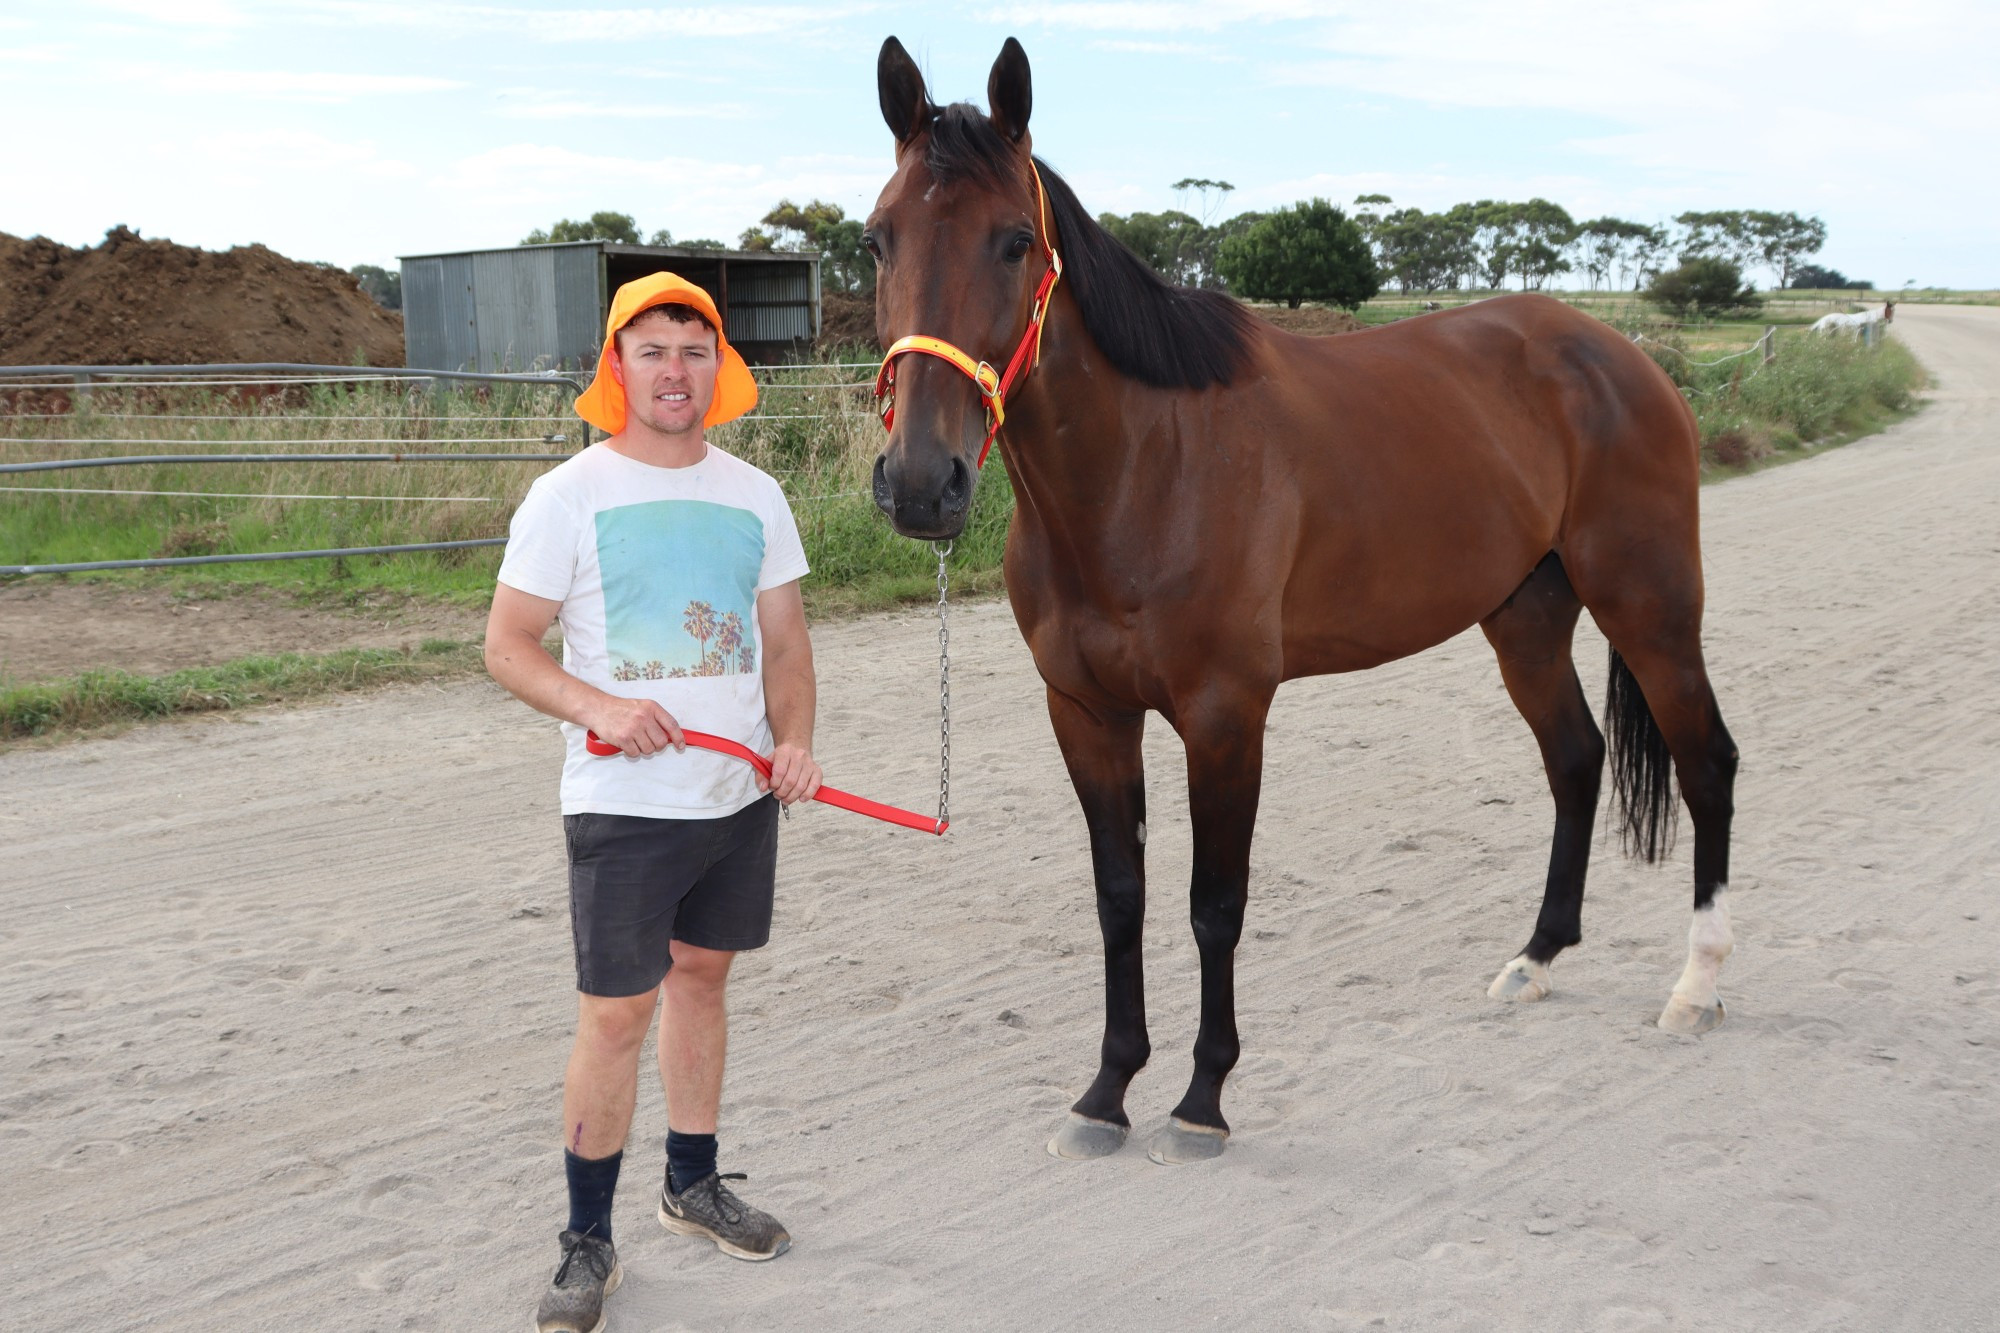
[1279,532,1552,677]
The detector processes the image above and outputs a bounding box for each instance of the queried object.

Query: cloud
[184,129,420,182]
[0,43,68,63]
[993,1,1331,31]
[491,91,754,121]
[84,0,254,27]
[293,1,877,42]
[1089,38,1237,58]
[155,69,465,100]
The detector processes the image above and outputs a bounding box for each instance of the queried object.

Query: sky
[2,1,1996,289]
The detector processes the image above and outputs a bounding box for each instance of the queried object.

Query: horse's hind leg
[1479,553,1605,1003]
[1582,596,1740,1034]
[1042,688,1151,1159]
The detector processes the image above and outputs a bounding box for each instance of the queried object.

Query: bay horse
[867,37,1739,1164]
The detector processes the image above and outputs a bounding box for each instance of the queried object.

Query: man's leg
[654,801,789,1260]
[567,988,661,1160]
[658,941,732,1137]
[539,988,654,1333]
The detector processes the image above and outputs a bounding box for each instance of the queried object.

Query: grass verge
[0,361,1012,615]
[1629,327,1928,475]
[0,638,482,743]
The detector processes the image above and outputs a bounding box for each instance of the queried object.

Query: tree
[1790,263,1869,290]
[1372,208,1476,294]
[1510,198,1577,290]
[753,198,875,294]
[1351,193,1394,255]
[520,210,642,245]
[1745,211,1826,289]
[1573,218,1657,292]
[1215,198,1379,309]
[350,263,401,310]
[1170,177,1235,226]
[1444,200,1518,290]
[1098,209,1212,287]
[1645,257,1761,318]
[1674,211,1760,269]
[683,600,718,672]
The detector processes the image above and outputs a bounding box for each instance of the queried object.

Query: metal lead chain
[934,539,952,833]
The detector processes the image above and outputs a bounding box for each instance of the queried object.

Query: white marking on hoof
[1047,1113,1128,1160]
[1136,821,1146,846]
[1658,891,1733,1034]
[1488,955,1552,1003]
[1146,1118,1228,1165]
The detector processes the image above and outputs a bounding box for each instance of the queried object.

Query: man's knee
[666,942,734,994]
[576,989,658,1055]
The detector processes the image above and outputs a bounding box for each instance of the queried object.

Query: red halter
[873,162,1064,469]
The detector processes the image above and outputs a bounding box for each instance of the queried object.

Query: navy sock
[565,1148,622,1243]
[666,1130,718,1194]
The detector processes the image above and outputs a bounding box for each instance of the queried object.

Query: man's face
[611,313,720,437]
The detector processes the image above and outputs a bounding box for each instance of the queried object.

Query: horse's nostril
[872,455,893,513]
[942,456,972,508]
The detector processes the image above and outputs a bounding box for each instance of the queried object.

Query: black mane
[922,104,1254,391]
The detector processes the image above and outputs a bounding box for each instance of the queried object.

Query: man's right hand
[585,697,687,756]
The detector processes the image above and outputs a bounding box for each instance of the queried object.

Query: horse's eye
[862,230,882,260]
[1005,234,1033,262]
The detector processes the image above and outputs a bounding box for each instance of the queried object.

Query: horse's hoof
[1487,956,1551,1003]
[1658,994,1726,1035]
[1146,1118,1228,1165]
[1047,1113,1128,1160]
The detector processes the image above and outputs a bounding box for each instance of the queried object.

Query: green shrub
[1646,258,1762,318]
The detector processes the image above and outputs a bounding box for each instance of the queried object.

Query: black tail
[1606,648,1678,863]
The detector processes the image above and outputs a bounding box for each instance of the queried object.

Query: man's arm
[757,578,822,806]
[483,582,685,755]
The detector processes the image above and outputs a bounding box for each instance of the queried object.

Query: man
[485,272,821,1333]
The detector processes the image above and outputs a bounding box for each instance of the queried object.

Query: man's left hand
[763,743,823,808]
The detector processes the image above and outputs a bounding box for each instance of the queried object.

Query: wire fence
[0,359,897,577]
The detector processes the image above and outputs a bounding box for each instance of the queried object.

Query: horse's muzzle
[874,448,975,540]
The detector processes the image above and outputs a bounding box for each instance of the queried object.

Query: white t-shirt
[497,441,810,819]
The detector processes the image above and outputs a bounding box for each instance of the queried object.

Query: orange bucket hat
[574,272,758,434]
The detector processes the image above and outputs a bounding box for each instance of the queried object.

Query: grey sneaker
[658,1170,791,1261]
[534,1229,621,1333]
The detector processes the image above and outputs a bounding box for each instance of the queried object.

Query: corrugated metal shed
[398,241,821,371]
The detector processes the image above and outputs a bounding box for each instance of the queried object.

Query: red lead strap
[585,729,947,835]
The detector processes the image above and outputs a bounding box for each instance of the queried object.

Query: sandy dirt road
[4,306,1996,1331]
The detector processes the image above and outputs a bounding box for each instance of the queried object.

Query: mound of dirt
[1251,304,1365,336]
[0,226,405,367]
[818,291,879,352]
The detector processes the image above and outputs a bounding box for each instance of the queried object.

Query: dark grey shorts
[563,797,779,997]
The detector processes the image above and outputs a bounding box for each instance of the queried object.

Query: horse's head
[868,36,1051,540]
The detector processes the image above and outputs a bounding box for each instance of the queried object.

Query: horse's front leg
[1151,688,1270,1165]
[1043,688,1150,1159]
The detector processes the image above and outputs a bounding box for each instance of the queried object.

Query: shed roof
[398,240,805,264]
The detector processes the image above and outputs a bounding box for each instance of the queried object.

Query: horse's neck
[996,304,1162,504]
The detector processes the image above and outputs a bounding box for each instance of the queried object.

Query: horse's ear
[878,36,933,147]
[987,37,1032,143]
